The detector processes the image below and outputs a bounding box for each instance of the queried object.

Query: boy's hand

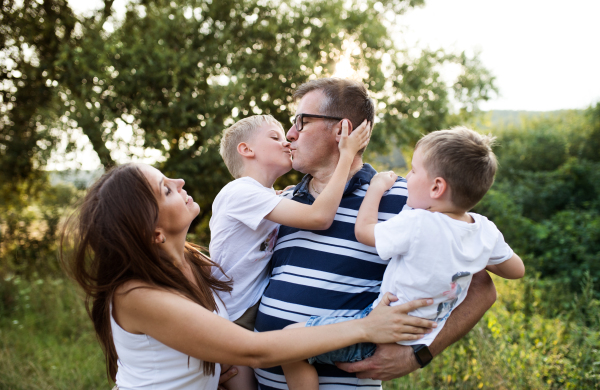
[338,119,371,156]
[370,171,398,192]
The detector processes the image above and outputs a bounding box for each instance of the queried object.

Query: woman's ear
[154,230,165,244]
[430,177,448,200]
[237,142,254,158]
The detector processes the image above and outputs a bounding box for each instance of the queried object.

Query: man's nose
[287,125,299,142]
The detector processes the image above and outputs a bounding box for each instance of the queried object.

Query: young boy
[282,126,525,389]
[211,114,369,389]
[210,113,370,323]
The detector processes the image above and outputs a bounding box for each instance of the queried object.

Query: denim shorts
[305,304,376,365]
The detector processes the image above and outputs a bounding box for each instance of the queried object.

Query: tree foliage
[1,0,497,233]
[475,104,600,296]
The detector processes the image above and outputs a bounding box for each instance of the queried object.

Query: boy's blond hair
[219,115,284,179]
[415,126,497,211]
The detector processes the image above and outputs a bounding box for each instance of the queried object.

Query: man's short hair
[415,126,497,211]
[294,78,375,154]
[219,115,283,179]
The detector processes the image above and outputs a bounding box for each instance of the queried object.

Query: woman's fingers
[394,298,434,313]
[379,292,398,306]
[218,365,238,385]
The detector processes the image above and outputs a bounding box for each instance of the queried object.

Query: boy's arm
[486,253,525,279]
[265,120,370,230]
[355,171,398,247]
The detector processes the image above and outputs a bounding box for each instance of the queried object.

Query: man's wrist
[401,344,421,372]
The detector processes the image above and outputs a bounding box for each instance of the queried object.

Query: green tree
[2,0,497,238]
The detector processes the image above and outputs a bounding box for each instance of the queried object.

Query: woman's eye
[165,186,172,195]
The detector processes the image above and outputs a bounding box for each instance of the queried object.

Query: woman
[61,163,435,389]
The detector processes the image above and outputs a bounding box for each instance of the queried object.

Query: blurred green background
[1,0,599,388]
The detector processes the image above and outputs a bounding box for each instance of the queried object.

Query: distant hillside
[484,109,573,128]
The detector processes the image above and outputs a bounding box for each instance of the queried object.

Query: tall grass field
[1,274,598,389]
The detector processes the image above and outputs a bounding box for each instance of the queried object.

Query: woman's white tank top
[111,296,229,390]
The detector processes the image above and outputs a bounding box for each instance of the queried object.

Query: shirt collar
[293,163,377,198]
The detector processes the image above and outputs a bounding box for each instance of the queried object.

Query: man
[254,78,496,389]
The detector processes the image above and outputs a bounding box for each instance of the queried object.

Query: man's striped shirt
[254,164,409,390]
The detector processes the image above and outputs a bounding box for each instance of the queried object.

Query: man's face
[286,90,339,174]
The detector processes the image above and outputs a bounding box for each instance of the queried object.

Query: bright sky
[397,0,600,111]
[59,0,600,170]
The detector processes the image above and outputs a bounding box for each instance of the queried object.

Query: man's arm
[336,270,497,380]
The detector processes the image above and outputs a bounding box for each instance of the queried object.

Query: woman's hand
[362,292,437,344]
[218,364,237,390]
[338,119,371,156]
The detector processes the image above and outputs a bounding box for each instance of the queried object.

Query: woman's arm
[265,120,370,230]
[113,283,436,368]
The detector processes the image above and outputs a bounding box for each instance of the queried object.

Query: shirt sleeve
[487,226,514,265]
[225,181,283,231]
[373,210,416,260]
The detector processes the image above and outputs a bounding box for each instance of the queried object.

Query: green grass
[0,278,108,389]
[1,275,598,389]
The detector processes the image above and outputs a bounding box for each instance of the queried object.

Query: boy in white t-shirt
[282,126,525,390]
[210,114,370,328]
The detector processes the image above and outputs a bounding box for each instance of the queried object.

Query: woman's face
[140,164,200,238]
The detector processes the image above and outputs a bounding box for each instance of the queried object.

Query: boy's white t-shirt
[209,177,283,321]
[372,208,513,346]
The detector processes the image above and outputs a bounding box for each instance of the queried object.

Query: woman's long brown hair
[60,163,231,381]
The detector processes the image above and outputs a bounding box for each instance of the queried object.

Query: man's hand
[336,343,419,381]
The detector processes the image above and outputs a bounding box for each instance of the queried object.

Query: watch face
[413,344,433,367]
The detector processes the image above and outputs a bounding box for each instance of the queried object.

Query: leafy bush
[474,104,600,297]
[0,175,82,278]
[386,275,600,389]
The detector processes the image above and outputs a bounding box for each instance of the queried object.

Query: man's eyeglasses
[291,113,344,132]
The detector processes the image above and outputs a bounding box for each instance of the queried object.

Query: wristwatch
[411,344,433,368]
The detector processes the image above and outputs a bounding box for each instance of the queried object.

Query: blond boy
[210,113,372,322]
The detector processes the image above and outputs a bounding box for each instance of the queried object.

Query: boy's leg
[282,360,319,390]
[221,365,258,390]
[282,322,319,390]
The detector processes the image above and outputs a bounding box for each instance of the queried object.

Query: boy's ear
[335,119,354,143]
[237,142,254,158]
[430,177,448,200]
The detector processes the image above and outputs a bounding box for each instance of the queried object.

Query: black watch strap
[411,344,433,368]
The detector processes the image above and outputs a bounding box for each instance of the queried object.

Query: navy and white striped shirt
[254,164,409,390]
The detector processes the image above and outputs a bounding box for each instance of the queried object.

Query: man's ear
[237,142,254,158]
[335,119,354,143]
[430,177,448,200]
